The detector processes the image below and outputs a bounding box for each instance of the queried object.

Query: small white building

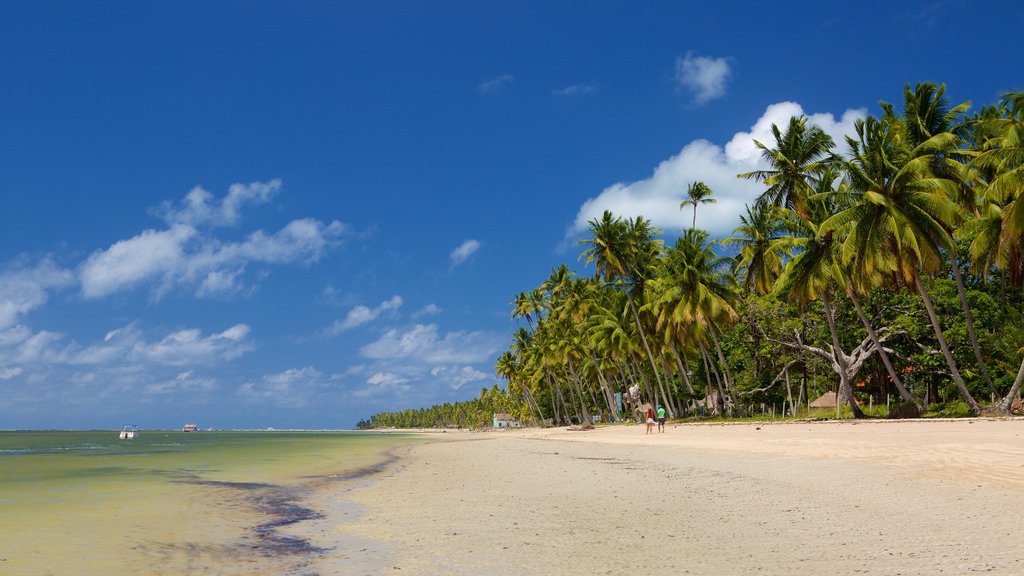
[492,413,522,428]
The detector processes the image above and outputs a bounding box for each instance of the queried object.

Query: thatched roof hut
[809,391,837,408]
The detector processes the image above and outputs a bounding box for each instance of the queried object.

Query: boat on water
[118,425,139,439]
[182,423,198,432]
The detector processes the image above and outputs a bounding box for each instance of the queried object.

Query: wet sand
[307,419,1024,575]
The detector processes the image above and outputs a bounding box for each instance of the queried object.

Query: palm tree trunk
[822,292,865,419]
[625,292,668,409]
[913,273,982,415]
[995,356,1024,413]
[544,372,562,425]
[950,258,999,400]
[658,354,677,418]
[671,345,696,394]
[699,342,726,415]
[565,360,592,425]
[587,348,621,421]
[846,286,924,412]
[708,330,739,412]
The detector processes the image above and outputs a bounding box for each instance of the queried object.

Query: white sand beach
[304,419,1024,575]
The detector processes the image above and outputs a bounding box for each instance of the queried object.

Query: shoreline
[309,419,1024,575]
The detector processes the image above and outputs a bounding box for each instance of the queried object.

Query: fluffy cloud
[675,52,731,104]
[359,324,504,364]
[80,210,347,299]
[450,240,481,266]
[430,365,490,390]
[326,295,403,335]
[351,371,411,398]
[478,74,514,94]
[0,259,76,329]
[569,101,867,238]
[412,303,442,318]
[237,366,324,408]
[156,180,281,227]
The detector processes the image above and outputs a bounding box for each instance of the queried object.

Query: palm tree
[647,229,739,413]
[738,115,836,218]
[578,211,669,412]
[969,91,1024,412]
[680,181,716,229]
[824,114,983,415]
[895,83,1000,400]
[720,203,796,294]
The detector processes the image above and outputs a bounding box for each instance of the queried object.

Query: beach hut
[492,413,521,429]
[809,391,838,408]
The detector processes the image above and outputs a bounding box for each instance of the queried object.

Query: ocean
[0,430,415,575]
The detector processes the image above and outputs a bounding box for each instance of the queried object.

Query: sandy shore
[302,419,1024,575]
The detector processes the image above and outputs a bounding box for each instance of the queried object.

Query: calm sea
[0,430,415,575]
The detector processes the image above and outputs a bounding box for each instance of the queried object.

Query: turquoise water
[0,430,415,575]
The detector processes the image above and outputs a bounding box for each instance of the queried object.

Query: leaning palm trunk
[544,372,562,425]
[625,292,669,410]
[587,348,621,421]
[699,342,726,415]
[708,330,739,411]
[995,356,1024,413]
[913,273,982,415]
[658,354,678,418]
[564,360,593,425]
[949,260,999,400]
[671,345,696,395]
[846,286,924,412]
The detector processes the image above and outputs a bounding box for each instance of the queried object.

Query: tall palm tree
[647,229,739,412]
[824,114,983,415]
[895,83,1000,400]
[578,211,668,411]
[738,115,836,218]
[969,91,1024,412]
[680,181,716,229]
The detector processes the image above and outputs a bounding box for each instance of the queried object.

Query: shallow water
[0,430,413,575]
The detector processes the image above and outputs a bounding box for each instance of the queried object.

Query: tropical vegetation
[364,83,1024,429]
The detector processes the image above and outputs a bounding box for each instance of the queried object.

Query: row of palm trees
[494,83,1024,425]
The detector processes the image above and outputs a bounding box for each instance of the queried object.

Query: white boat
[182,423,198,432]
[119,425,139,439]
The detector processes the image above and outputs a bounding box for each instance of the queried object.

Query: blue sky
[2,1,1022,429]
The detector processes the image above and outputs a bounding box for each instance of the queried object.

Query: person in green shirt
[656,404,666,433]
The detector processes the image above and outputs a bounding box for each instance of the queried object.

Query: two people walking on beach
[645,405,666,434]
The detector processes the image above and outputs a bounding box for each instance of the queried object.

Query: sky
[2,1,1022,430]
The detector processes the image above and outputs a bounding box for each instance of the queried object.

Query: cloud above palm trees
[569,101,866,238]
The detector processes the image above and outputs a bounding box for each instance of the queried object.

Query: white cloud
[430,365,490,390]
[237,366,324,408]
[553,84,595,96]
[360,324,504,364]
[478,75,514,94]
[80,217,347,299]
[0,366,23,379]
[79,224,196,299]
[144,370,216,395]
[675,52,732,105]
[326,295,403,335]
[412,303,442,318]
[450,240,481,266]
[156,180,281,227]
[569,101,867,238]
[352,371,411,398]
[0,259,76,329]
